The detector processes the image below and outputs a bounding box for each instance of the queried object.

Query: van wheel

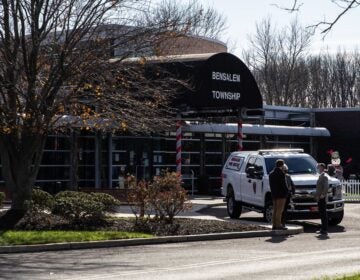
[329,210,344,226]
[227,189,242,219]
[264,200,273,224]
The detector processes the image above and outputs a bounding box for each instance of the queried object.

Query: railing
[182,170,196,198]
[342,180,360,201]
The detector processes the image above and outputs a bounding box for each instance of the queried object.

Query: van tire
[329,210,344,226]
[227,188,242,219]
[263,199,273,224]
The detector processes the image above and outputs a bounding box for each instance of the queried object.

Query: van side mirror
[246,166,263,179]
[246,166,255,178]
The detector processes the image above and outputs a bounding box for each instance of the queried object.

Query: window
[265,156,317,174]
[225,156,244,171]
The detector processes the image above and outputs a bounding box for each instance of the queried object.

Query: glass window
[205,140,222,151]
[205,166,222,177]
[245,156,256,170]
[44,135,71,150]
[265,156,317,174]
[78,151,95,164]
[78,166,95,180]
[225,156,244,171]
[205,153,222,165]
[254,158,264,172]
[37,166,70,180]
[78,136,95,150]
[112,151,127,164]
[41,151,71,165]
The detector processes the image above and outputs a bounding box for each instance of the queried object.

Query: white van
[221,149,344,225]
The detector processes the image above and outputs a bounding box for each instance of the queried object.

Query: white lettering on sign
[212,91,241,101]
[212,71,241,83]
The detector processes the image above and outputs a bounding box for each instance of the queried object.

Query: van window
[225,156,244,171]
[254,158,264,173]
[245,156,256,170]
[265,156,317,174]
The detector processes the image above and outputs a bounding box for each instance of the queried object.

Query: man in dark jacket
[269,159,289,230]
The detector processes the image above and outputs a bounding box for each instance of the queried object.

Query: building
[0,29,358,196]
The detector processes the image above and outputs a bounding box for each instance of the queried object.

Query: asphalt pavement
[0,196,303,254]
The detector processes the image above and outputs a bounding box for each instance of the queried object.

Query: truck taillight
[221,173,227,186]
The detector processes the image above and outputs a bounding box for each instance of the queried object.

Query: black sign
[193,53,262,111]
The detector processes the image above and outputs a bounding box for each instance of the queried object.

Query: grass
[0,230,153,246]
[315,273,360,280]
[334,274,360,280]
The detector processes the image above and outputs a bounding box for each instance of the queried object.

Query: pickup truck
[221,149,344,225]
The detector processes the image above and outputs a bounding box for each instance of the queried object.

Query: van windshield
[265,156,317,174]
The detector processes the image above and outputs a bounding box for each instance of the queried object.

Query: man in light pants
[315,163,329,235]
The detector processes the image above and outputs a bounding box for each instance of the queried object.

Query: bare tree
[279,0,360,35]
[0,0,226,227]
[243,18,312,106]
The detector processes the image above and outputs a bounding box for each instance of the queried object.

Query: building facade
[1,29,357,196]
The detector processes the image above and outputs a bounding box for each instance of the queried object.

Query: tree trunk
[70,130,79,191]
[0,133,46,229]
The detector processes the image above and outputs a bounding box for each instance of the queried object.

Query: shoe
[272,226,286,230]
[316,230,328,235]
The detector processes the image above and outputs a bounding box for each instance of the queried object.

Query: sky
[180,0,360,57]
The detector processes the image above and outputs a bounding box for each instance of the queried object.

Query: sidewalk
[113,195,225,219]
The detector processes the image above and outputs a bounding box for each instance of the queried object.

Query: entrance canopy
[193,52,263,113]
[183,123,330,137]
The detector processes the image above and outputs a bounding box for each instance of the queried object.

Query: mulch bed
[3,211,265,236]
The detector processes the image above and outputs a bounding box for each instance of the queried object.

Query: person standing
[281,164,295,228]
[269,159,289,230]
[315,163,329,235]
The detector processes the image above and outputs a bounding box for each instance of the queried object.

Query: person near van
[315,163,329,235]
[281,164,295,228]
[269,159,289,230]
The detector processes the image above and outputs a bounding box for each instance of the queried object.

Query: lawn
[317,273,360,280]
[334,274,360,280]
[0,230,153,246]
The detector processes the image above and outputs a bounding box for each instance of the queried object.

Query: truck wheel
[329,210,344,226]
[227,189,242,219]
[263,200,273,224]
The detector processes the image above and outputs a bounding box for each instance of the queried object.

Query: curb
[186,202,225,213]
[0,226,303,254]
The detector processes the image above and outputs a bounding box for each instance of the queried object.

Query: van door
[242,156,256,203]
[252,157,265,206]
[244,156,264,206]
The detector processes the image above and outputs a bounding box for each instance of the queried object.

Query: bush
[0,192,5,208]
[53,191,104,223]
[125,175,137,189]
[30,187,54,213]
[127,180,151,219]
[148,171,191,224]
[91,192,121,212]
